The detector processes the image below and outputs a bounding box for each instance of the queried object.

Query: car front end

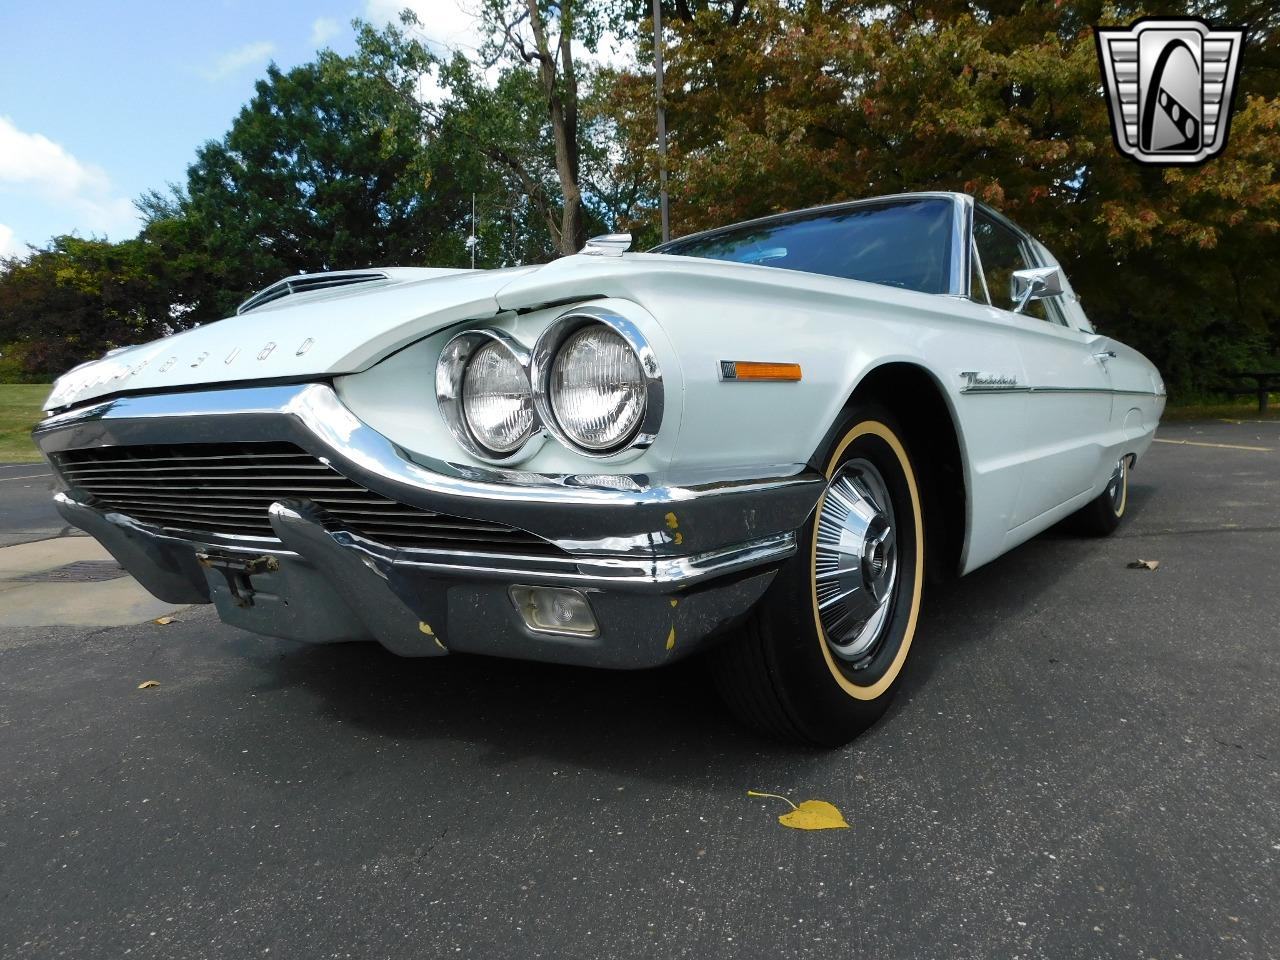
[33,278,824,668]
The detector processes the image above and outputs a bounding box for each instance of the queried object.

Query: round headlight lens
[549,325,646,451]
[462,341,534,454]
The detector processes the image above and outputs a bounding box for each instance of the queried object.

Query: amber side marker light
[719,360,802,382]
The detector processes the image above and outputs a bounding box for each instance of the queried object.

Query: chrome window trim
[972,203,1072,327]
[529,305,665,459]
[951,193,974,299]
[435,327,546,464]
[970,236,992,305]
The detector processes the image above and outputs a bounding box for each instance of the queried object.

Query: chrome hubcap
[815,459,899,663]
[1107,457,1126,512]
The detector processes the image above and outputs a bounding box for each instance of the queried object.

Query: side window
[973,213,1052,322]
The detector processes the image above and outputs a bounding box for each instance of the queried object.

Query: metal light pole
[653,0,670,243]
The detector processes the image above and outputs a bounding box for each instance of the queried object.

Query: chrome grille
[52,441,563,554]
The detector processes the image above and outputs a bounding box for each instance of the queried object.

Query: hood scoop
[237,270,393,314]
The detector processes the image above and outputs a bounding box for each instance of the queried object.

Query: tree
[604,0,1280,394]
[353,5,638,258]
[0,236,174,377]
[479,0,600,254]
[142,50,479,321]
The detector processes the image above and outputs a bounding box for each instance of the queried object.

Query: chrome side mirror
[1010,266,1064,314]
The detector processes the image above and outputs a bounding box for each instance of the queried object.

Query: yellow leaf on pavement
[779,800,850,831]
[137,680,160,689]
[748,790,850,831]
[153,616,177,625]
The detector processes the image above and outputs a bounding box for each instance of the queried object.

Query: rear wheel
[1070,456,1129,536]
[709,407,926,746]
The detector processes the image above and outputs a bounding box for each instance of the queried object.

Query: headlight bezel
[530,307,664,458]
[435,328,543,462]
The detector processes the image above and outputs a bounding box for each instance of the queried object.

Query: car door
[972,210,1114,528]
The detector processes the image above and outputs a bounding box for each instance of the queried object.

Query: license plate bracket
[195,552,280,609]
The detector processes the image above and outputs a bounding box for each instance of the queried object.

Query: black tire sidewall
[1076,457,1127,536]
[759,407,925,743]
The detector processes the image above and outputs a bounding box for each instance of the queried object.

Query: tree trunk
[526,0,584,255]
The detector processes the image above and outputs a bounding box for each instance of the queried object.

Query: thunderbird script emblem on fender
[1096,18,1244,165]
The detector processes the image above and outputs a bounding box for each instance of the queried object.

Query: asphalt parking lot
[1,419,1277,959]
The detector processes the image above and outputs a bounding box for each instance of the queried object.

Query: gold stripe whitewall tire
[708,406,927,746]
[811,421,924,702]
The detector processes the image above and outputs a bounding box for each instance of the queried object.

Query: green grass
[1162,398,1280,422]
[0,384,51,463]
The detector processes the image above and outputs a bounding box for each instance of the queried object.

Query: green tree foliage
[0,236,174,378]
[347,16,559,265]
[349,6,633,259]
[1,1,1276,394]
[605,0,1280,393]
[143,50,479,321]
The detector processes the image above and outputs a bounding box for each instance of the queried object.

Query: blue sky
[0,1,484,258]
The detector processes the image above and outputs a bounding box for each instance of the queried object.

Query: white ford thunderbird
[35,192,1164,745]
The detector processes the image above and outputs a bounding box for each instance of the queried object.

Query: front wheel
[709,407,926,746]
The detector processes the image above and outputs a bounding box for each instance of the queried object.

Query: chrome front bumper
[35,384,824,667]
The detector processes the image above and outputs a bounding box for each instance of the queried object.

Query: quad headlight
[437,308,662,462]
[463,341,535,453]
[436,330,537,459]
[532,309,663,457]
[548,325,646,451]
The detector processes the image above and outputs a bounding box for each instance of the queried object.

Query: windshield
[656,198,955,295]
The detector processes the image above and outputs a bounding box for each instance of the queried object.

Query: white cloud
[0,116,109,199]
[364,0,485,55]
[0,223,24,259]
[365,1,635,69]
[311,17,341,46]
[0,117,139,243]
[359,1,636,116]
[203,40,276,81]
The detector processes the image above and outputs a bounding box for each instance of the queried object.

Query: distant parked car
[34,192,1164,744]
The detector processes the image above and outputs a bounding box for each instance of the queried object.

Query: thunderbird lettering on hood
[43,266,539,412]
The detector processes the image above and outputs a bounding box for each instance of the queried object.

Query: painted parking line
[1153,438,1273,453]
[0,473,51,483]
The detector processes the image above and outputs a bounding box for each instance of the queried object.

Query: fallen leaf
[780,800,850,831]
[137,680,160,689]
[153,616,177,625]
[1126,559,1160,571]
[747,790,849,831]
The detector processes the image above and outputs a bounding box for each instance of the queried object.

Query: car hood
[44,249,971,412]
[44,265,540,411]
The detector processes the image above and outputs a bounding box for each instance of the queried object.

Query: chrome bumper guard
[36,384,824,667]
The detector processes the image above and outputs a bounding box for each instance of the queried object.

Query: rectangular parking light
[509,586,599,637]
[719,360,802,381]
